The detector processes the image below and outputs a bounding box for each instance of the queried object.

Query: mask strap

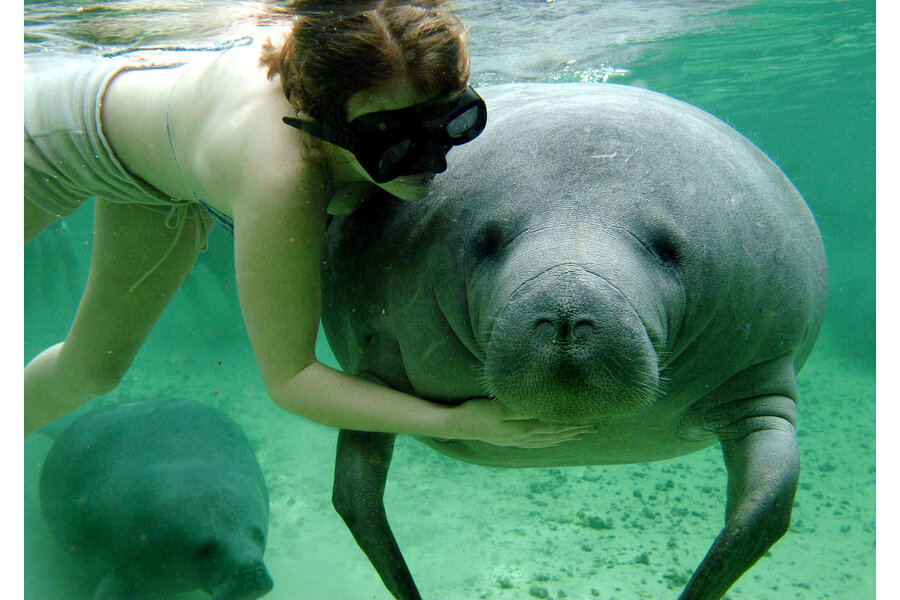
[282,117,360,153]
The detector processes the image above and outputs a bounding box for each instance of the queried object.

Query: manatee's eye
[196,540,219,561]
[252,527,266,546]
[471,221,506,260]
[651,236,679,264]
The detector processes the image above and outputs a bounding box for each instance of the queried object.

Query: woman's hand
[443,398,597,448]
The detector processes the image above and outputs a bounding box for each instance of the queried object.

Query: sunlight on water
[549,61,631,83]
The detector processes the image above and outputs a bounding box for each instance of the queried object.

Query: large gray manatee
[320,83,827,600]
[39,398,274,600]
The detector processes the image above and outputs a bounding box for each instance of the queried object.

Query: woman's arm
[230,160,591,446]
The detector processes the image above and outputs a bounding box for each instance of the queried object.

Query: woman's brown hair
[260,1,470,125]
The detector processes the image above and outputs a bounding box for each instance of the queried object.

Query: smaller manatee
[39,398,273,600]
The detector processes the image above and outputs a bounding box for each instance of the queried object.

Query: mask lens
[378,139,413,174]
[446,105,480,139]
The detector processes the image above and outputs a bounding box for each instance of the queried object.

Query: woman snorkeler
[24,1,593,446]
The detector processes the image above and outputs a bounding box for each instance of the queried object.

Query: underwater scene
[23,1,875,599]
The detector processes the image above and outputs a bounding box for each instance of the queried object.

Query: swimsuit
[24,53,213,290]
[197,197,235,235]
[24,54,203,217]
[25,50,333,287]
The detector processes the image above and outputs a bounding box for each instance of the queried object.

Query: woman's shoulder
[176,38,311,203]
[185,37,296,143]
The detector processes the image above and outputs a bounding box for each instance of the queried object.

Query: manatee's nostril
[241,562,273,588]
[534,318,597,343]
[535,319,556,339]
[573,320,597,340]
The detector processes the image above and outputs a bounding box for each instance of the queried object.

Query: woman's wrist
[414,402,469,439]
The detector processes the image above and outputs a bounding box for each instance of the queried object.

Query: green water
[628,0,876,370]
[24,1,877,599]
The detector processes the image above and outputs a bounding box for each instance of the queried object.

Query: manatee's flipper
[679,395,799,600]
[331,337,425,599]
[333,428,422,600]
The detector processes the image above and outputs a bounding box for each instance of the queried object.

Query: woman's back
[102,33,300,216]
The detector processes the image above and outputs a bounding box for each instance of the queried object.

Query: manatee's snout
[483,267,660,424]
[241,562,274,599]
[210,558,274,600]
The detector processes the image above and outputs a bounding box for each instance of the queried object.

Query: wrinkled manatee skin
[39,398,273,600]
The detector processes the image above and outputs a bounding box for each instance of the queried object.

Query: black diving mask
[282,85,487,184]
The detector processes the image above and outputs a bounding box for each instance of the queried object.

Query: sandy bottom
[24,319,875,600]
